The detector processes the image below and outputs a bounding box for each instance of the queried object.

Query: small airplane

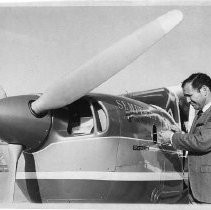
[0,10,189,203]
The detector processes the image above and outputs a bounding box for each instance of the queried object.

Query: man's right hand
[158,130,174,144]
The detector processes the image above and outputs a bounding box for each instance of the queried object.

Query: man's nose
[186,97,191,103]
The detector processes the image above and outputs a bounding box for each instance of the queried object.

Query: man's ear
[200,85,209,96]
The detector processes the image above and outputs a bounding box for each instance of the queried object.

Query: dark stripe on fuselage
[16,179,187,203]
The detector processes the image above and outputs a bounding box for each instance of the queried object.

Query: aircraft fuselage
[0,93,188,203]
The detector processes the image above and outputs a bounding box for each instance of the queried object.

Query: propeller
[0,10,183,203]
[4,144,22,203]
[0,95,51,202]
[0,87,22,202]
[31,10,183,116]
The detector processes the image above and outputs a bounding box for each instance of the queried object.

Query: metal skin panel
[33,137,119,172]
[12,93,187,203]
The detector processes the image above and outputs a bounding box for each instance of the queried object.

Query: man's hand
[170,125,180,132]
[158,130,174,144]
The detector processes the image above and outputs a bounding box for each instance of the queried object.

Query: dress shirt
[202,101,211,112]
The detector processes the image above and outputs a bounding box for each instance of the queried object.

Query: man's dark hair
[181,73,211,91]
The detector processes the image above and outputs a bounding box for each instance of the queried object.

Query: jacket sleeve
[172,118,211,153]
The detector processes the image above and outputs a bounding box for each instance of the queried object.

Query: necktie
[189,110,203,133]
[196,110,203,120]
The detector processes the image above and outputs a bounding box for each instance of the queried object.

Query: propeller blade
[3,144,22,203]
[31,10,183,115]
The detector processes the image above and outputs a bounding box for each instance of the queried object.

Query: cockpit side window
[67,99,94,136]
[92,102,107,133]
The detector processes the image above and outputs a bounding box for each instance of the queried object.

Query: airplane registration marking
[16,171,188,181]
[115,99,152,115]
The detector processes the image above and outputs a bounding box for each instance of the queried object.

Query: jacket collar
[202,101,211,113]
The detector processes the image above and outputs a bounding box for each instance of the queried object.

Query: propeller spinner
[0,10,183,202]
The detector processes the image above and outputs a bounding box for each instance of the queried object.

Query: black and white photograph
[1,0,211,209]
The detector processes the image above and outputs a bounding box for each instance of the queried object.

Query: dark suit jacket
[172,105,211,203]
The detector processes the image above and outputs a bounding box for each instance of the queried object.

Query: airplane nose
[0,95,51,152]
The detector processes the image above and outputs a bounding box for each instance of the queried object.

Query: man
[159,73,211,204]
